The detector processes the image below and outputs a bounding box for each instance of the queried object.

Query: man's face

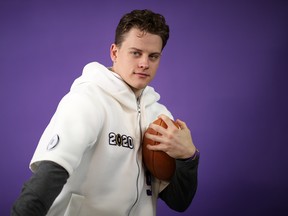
[110,28,163,97]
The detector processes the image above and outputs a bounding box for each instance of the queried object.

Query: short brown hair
[114,9,170,50]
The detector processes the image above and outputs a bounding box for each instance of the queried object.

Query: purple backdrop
[1,0,288,215]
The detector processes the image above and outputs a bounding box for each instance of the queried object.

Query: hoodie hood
[70,62,161,110]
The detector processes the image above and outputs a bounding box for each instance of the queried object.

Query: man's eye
[131,52,141,57]
[149,55,160,61]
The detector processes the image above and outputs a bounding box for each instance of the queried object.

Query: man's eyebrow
[129,47,142,52]
[129,47,161,55]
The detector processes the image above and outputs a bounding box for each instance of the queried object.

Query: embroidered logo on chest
[108,132,134,149]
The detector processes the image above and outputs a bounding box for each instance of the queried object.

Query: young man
[12,9,200,216]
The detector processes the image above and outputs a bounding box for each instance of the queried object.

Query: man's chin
[129,85,147,97]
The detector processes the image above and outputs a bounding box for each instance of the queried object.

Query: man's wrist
[190,149,200,160]
[178,149,200,162]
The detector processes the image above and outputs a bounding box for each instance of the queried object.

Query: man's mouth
[134,72,149,77]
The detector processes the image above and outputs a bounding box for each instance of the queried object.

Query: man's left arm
[145,114,200,212]
[159,153,199,212]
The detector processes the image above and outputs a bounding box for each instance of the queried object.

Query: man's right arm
[11,161,69,216]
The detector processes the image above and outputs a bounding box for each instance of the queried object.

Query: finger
[147,143,167,152]
[148,122,167,135]
[158,114,178,129]
[145,132,164,143]
[175,119,187,130]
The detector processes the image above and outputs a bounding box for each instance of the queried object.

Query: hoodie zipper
[128,98,142,216]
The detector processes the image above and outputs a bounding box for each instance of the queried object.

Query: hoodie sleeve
[30,92,105,175]
[159,156,199,212]
[11,161,69,216]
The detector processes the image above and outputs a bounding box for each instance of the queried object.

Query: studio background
[1,0,287,215]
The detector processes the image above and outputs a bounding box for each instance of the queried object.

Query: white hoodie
[30,62,173,216]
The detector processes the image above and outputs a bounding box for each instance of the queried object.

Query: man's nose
[138,56,149,69]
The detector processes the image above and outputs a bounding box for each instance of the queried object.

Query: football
[142,118,178,181]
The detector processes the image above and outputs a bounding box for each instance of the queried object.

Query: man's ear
[110,44,118,62]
